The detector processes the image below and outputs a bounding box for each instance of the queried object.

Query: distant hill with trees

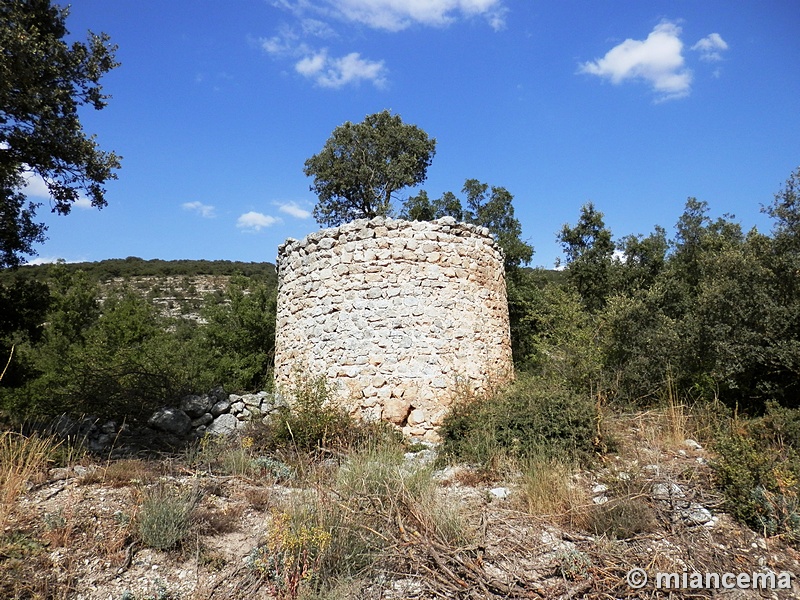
[0,257,277,285]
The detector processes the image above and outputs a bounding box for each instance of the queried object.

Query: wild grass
[248,439,470,598]
[136,483,202,550]
[0,431,59,531]
[517,455,589,526]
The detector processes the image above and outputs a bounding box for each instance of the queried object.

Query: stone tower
[274,216,512,440]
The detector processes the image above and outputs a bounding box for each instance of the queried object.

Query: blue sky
[24,1,800,269]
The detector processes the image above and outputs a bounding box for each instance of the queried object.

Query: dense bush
[711,404,800,540]
[198,275,277,392]
[438,374,600,467]
[0,267,278,422]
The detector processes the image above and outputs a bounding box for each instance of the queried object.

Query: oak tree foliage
[0,0,121,268]
[304,110,436,227]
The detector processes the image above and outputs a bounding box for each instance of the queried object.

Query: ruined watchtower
[274,216,512,440]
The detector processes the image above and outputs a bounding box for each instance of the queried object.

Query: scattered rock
[681,503,714,525]
[179,394,213,418]
[404,449,437,466]
[652,482,685,501]
[206,413,238,436]
[147,407,191,436]
[210,400,230,417]
[490,487,510,500]
[684,438,703,451]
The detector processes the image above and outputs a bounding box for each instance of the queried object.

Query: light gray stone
[206,413,238,435]
[489,487,510,500]
[241,394,261,408]
[210,400,230,417]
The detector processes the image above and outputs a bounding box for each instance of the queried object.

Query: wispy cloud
[73,197,93,209]
[296,49,387,88]
[262,0,506,88]
[26,256,70,266]
[328,0,507,32]
[182,201,216,218]
[237,211,281,232]
[260,29,386,89]
[22,170,93,208]
[579,20,692,101]
[277,201,312,219]
[691,33,728,61]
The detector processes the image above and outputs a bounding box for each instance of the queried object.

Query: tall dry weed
[0,432,58,531]
[518,455,589,526]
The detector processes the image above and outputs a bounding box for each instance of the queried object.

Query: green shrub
[438,374,599,468]
[251,373,401,457]
[587,497,656,539]
[136,484,202,550]
[711,405,800,539]
[199,275,277,392]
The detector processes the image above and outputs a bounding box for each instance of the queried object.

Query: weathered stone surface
[180,394,213,418]
[206,413,238,435]
[210,400,230,417]
[383,398,411,425]
[191,413,213,428]
[148,407,191,435]
[274,218,513,435]
[241,394,261,408]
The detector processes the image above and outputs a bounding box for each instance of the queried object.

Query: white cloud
[301,17,337,38]
[182,201,216,218]
[21,170,93,208]
[296,51,328,75]
[237,211,280,232]
[326,0,506,31]
[579,20,692,101]
[277,201,312,219]
[21,171,51,198]
[262,0,506,89]
[26,256,65,266]
[295,50,387,88]
[691,33,728,61]
[260,23,305,57]
[73,197,93,209]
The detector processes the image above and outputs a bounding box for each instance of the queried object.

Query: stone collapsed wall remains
[274,216,513,440]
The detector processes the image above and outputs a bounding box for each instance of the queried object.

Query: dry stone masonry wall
[274,216,513,440]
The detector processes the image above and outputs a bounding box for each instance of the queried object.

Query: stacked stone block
[274,216,513,440]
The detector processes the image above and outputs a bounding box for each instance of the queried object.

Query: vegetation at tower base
[305,110,436,227]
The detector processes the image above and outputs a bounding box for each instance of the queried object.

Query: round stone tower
[274,216,512,440]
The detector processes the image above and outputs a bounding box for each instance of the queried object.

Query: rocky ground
[3,412,800,600]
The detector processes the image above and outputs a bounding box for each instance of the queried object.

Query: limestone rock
[206,413,238,436]
[147,407,191,436]
[180,394,213,418]
[210,400,230,417]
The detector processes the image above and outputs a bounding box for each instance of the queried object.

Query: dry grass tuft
[0,431,58,531]
[518,456,590,526]
[79,458,158,488]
